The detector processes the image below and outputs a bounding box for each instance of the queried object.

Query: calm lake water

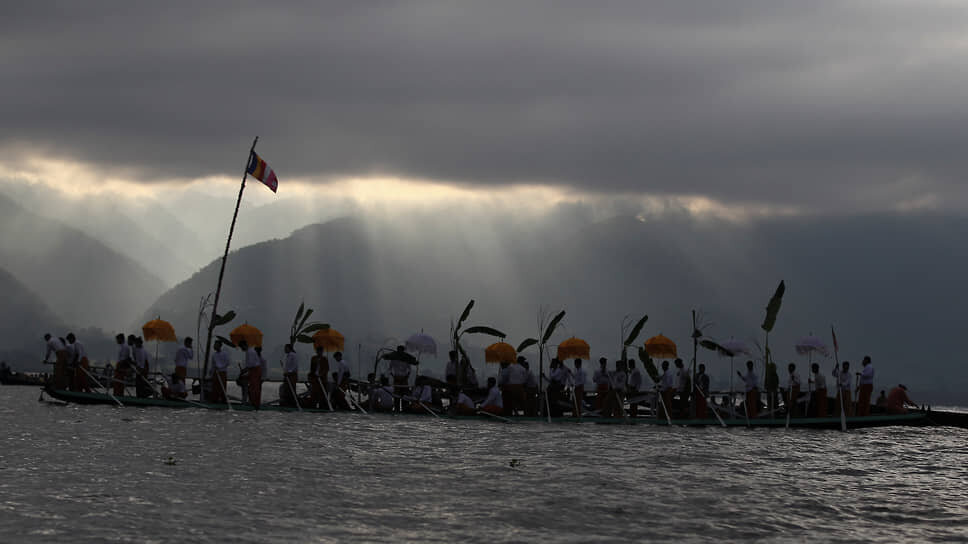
[1,386,966,543]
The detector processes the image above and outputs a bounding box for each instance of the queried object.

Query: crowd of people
[42,332,920,418]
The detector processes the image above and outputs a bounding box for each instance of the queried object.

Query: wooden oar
[477,409,512,423]
[313,375,334,411]
[655,385,673,426]
[339,385,367,414]
[79,365,123,407]
[214,372,234,412]
[695,383,726,428]
[785,386,792,429]
[277,361,302,413]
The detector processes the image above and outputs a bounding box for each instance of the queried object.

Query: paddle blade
[761,280,785,333]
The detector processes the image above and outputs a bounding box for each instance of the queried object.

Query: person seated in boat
[445,350,459,386]
[810,363,827,417]
[604,359,627,418]
[43,333,70,390]
[481,377,503,415]
[786,363,801,418]
[856,356,875,417]
[133,337,154,398]
[370,375,394,412]
[66,332,92,393]
[833,361,853,417]
[407,376,434,412]
[874,390,888,413]
[887,384,916,414]
[695,363,710,419]
[737,360,759,418]
[593,358,610,411]
[280,343,300,407]
[659,360,675,419]
[210,340,231,404]
[453,387,477,416]
[162,372,188,400]
[308,345,330,409]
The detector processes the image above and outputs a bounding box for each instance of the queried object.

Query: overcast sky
[3,1,968,214]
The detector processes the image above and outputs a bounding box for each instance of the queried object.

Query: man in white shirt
[856,356,875,416]
[43,333,70,390]
[605,360,628,418]
[787,363,801,417]
[833,361,853,416]
[502,357,528,416]
[371,376,394,412]
[522,360,538,416]
[659,360,676,419]
[481,377,503,415]
[174,337,193,381]
[240,340,262,408]
[593,358,610,411]
[627,358,643,417]
[280,344,300,407]
[454,389,476,415]
[572,359,587,417]
[810,363,827,417]
[211,340,231,404]
[66,332,91,392]
[113,333,132,396]
[737,360,759,418]
[133,337,153,398]
[674,359,690,415]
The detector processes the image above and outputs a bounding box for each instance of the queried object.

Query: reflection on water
[0,387,966,543]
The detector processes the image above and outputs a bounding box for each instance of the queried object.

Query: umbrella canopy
[405,333,437,356]
[230,324,263,348]
[795,335,829,357]
[485,342,516,364]
[142,319,177,343]
[644,334,677,359]
[313,328,345,352]
[722,338,751,357]
[557,337,590,360]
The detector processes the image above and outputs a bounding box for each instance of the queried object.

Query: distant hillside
[0,194,167,330]
[140,211,968,401]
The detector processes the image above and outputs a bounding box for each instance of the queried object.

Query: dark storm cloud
[3,1,968,209]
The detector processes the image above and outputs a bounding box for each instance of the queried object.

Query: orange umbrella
[557,337,590,360]
[485,342,516,364]
[142,319,176,342]
[312,328,345,352]
[230,323,263,348]
[644,334,677,359]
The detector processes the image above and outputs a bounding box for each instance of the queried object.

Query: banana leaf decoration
[517,338,538,352]
[623,315,649,346]
[541,310,566,345]
[456,300,475,332]
[761,280,786,333]
[638,347,660,383]
[700,339,734,357]
[463,326,506,338]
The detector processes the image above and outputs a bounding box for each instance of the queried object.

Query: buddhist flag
[246,152,278,193]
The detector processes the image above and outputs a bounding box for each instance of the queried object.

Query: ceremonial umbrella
[485,342,516,364]
[405,333,437,356]
[557,337,590,360]
[312,328,345,352]
[142,318,178,370]
[230,323,263,348]
[795,335,829,358]
[644,334,677,359]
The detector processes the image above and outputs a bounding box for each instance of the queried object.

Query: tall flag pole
[201,137,278,392]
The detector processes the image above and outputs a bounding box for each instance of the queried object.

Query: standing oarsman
[388,346,411,412]
[239,340,262,408]
[695,363,710,419]
[659,360,675,419]
[737,360,759,418]
[133,337,153,398]
[281,344,299,407]
[522,360,538,416]
[810,363,827,417]
[627,358,643,417]
[113,333,132,396]
[572,359,586,417]
[66,333,91,393]
[211,340,231,403]
[787,363,801,417]
[592,358,609,410]
[674,359,690,415]
[502,357,528,416]
[174,337,193,382]
[332,351,352,409]
[605,359,627,418]
[856,356,874,416]
[833,361,852,417]
[309,345,329,409]
[43,333,70,390]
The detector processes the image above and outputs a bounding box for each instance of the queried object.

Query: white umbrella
[795,335,829,357]
[722,338,752,357]
[405,333,437,356]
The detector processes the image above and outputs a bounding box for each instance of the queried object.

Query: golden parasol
[557,337,590,360]
[484,342,516,364]
[644,334,677,359]
[142,318,176,342]
[312,328,345,352]
[230,323,263,348]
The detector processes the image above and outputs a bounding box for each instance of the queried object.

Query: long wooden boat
[41,387,945,428]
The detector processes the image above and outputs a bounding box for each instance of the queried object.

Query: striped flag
[246,152,278,193]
